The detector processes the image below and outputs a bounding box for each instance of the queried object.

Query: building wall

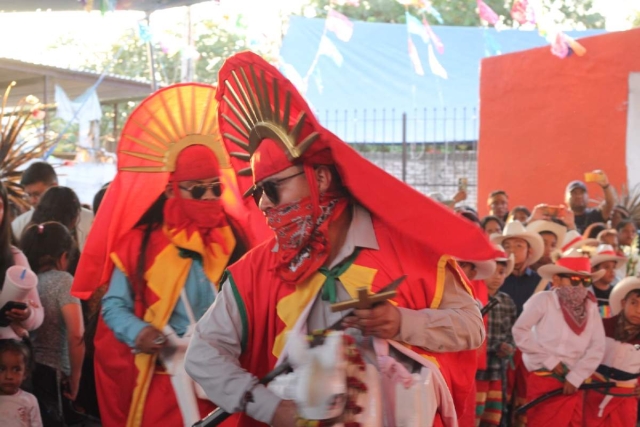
[477,28,640,216]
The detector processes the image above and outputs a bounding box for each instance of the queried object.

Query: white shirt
[513,290,605,388]
[0,389,42,427]
[12,207,94,251]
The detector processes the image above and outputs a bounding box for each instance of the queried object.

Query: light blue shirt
[101,259,216,348]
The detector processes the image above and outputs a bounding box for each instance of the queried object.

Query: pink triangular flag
[478,0,499,25]
[326,9,354,42]
[422,17,445,54]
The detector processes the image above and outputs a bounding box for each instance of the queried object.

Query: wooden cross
[330,287,397,312]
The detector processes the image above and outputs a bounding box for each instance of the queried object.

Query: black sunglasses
[179,182,223,200]
[558,274,592,286]
[252,171,305,206]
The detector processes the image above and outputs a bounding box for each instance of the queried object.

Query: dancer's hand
[342,301,401,339]
[552,362,565,377]
[563,381,578,395]
[271,400,298,427]
[134,326,166,354]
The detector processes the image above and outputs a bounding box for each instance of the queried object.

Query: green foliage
[305,0,605,29]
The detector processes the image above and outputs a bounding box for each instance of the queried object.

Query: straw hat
[526,220,567,249]
[538,249,606,282]
[561,229,598,252]
[491,221,544,266]
[609,277,640,316]
[590,244,627,270]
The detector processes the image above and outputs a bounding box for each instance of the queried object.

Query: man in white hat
[526,219,568,272]
[589,244,627,318]
[491,221,544,317]
[513,250,606,427]
[475,247,516,427]
[583,277,640,427]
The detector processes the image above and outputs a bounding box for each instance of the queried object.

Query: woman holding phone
[0,182,42,340]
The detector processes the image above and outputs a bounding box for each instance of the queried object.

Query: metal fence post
[402,112,407,182]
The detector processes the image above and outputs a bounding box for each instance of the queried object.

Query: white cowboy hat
[538,248,606,282]
[609,277,640,316]
[561,229,598,252]
[494,244,515,277]
[590,244,627,270]
[526,220,567,250]
[491,221,544,266]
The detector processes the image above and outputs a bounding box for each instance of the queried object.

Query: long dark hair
[0,182,15,288]
[20,222,75,273]
[31,186,81,231]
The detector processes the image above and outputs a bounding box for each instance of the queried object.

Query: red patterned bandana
[266,193,349,285]
[555,285,596,335]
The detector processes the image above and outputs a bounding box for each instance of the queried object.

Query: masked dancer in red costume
[184,52,501,427]
[71,83,268,427]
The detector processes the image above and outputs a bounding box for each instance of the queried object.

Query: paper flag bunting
[483,30,502,56]
[477,0,499,25]
[326,9,354,42]
[511,0,528,24]
[137,21,152,43]
[319,35,344,66]
[407,37,425,76]
[565,35,587,56]
[428,43,448,79]
[550,32,569,58]
[406,11,429,43]
[425,4,444,24]
[423,17,445,54]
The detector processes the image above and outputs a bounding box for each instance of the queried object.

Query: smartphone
[585,172,600,183]
[0,301,28,327]
[544,206,564,218]
[458,177,468,192]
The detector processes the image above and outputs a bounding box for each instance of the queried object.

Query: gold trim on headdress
[219,65,320,176]
[119,84,231,173]
[0,82,54,211]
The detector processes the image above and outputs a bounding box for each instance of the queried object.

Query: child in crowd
[20,222,85,426]
[589,244,627,317]
[513,249,605,427]
[475,246,517,427]
[0,339,42,426]
[583,277,640,427]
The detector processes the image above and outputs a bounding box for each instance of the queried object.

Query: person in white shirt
[11,162,93,251]
[513,249,606,427]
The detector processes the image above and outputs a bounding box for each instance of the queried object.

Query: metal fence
[318,107,479,207]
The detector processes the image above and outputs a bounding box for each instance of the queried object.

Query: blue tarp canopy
[279,16,603,143]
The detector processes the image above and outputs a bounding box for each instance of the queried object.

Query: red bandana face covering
[266,193,349,285]
[163,183,229,250]
[555,285,595,335]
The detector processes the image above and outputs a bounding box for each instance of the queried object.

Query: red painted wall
[478,28,640,216]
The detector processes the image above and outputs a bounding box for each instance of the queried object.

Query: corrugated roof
[0,57,153,106]
[0,0,207,13]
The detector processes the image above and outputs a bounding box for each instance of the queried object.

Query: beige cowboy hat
[491,221,544,266]
[526,220,567,249]
[561,229,599,252]
[590,244,627,270]
[538,248,606,282]
[609,277,640,316]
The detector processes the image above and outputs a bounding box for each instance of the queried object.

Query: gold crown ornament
[118,83,231,173]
